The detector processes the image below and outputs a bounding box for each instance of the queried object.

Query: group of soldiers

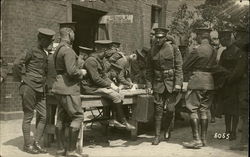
[10,19,248,157]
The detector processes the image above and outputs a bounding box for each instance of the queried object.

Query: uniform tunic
[146,41,183,112]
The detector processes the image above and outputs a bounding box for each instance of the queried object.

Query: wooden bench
[44,89,149,147]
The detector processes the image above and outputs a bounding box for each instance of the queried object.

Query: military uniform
[182,29,216,148]
[52,23,89,157]
[13,28,55,154]
[146,28,183,145]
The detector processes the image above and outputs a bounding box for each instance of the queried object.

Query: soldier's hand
[111,83,119,92]
[146,88,153,94]
[80,69,87,76]
[129,54,137,60]
[173,85,181,92]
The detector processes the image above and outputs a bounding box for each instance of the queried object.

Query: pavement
[0,115,248,157]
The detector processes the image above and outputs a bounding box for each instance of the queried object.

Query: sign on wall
[99,15,133,24]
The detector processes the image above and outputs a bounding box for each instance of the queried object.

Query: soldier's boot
[152,120,161,145]
[230,115,239,141]
[164,111,174,141]
[225,114,232,135]
[200,119,208,146]
[66,128,89,157]
[114,102,135,130]
[182,119,202,149]
[55,127,66,156]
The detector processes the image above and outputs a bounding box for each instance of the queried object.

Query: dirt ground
[0,115,248,157]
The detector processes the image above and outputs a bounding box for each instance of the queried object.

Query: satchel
[188,72,214,90]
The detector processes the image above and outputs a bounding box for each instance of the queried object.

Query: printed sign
[100,15,133,24]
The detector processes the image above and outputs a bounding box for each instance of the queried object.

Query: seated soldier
[81,40,135,130]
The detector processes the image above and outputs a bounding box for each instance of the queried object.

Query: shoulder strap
[53,44,66,70]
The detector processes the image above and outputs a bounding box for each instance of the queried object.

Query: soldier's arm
[63,48,84,79]
[12,50,32,81]
[227,49,247,83]
[85,58,111,88]
[174,46,183,86]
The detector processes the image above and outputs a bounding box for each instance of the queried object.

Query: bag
[135,94,154,122]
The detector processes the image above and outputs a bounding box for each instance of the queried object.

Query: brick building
[0,0,169,120]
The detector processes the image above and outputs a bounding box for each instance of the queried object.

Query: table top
[80,89,147,99]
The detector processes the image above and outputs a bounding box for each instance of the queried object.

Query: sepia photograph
[0,0,249,157]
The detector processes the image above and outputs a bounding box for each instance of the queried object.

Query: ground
[0,115,248,157]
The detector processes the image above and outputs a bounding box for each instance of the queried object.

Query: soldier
[82,40,135,130]
[52,23,88,157]
[13,28,55,154]
[146,27,183,145]
[182,28,216,149]
[229,24,249,151]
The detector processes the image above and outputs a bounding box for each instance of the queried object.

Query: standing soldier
[230,24,249,151]
[146,28,183,145]
[182,28,216,149]
[13,28,55,154]
[52,23,88,157]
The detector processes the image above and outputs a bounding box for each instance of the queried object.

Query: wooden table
[44,89,148,147]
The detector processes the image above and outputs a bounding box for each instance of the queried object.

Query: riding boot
[230,115,239,141]
[164,111,174,141]
[66,128,88,157]
[55,127,66,156]
[200,119,208,146]
[114,102,135,130]
[152,119,162,145]
[182,119,202,149]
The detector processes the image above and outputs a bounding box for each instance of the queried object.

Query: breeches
[20,84,46,125]
[185,90,214,119]
[55,94,84,130]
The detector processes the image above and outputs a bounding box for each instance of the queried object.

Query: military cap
[94,40,112,47]
[59,22,77,31]
[38,28,55,38]
[79,46,93,54]
[153,27,169,37]
[110,63,123,70]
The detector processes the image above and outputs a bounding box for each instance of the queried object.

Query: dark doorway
[72,5,106,54]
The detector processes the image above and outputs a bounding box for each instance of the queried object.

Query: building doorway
[72,5,106,54]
